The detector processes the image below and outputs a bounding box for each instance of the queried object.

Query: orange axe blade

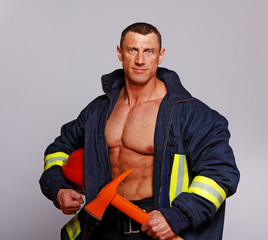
[84,169,150,223]
[84,169,134,220]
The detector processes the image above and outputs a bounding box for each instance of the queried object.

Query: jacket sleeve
[39,97,104,208]
[161,99,240,234]
[39,117,85,208]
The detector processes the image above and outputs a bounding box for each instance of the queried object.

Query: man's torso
[105,90,163,200]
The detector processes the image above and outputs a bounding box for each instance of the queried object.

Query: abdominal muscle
[109,145,154,201]
[104,87,164,201]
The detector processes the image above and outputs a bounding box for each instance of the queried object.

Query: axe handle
[111,193,150,224]
[110,194,184,240]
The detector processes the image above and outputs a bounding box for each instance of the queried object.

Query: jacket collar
[101,67,192,103]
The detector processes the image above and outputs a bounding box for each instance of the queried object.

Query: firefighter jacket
[39,67,240,240]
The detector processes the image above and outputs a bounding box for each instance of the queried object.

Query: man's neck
[122,77,167,106]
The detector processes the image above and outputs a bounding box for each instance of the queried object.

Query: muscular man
[106,30,166,201]
[40,23,239,240]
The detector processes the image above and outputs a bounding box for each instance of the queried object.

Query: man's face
[117,32,165,85]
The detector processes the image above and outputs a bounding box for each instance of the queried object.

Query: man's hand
[141,210,177,240]
[57,189,84,215]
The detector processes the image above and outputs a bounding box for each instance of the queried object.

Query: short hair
[120,22,162,51]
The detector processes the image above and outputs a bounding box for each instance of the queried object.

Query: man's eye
[129,49,136,53]
[146,50,153,54]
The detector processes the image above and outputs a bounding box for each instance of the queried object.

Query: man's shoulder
[176,97,222,115]
[86,94,109,107]
[78,94,109,119]
[173,97,228,129]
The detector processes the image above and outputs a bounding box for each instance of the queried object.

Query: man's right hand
[57,189,84,215]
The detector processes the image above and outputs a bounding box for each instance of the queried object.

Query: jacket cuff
[160,206,188,235]
[39,166,73,209]
[50,182,72,209]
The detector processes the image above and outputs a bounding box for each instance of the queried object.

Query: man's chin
[128,76,149,85]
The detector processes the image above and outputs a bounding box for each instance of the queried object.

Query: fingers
[141,210,176,240]
[61,206,81,215]
[70,189,84,204]
[57,189,84,215]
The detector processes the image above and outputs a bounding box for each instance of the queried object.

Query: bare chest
[105,100,161,154]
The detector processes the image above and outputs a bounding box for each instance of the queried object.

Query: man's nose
[135,52,145,65]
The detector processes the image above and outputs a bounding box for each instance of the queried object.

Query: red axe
[84,169,183,240]
[84,169,149,224]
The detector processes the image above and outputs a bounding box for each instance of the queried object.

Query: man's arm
[39,96,106,213]
[145,100,239,237]
[161,102,240,235]
[39,117,85,209]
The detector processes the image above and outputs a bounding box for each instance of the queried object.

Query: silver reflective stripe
[175,154,186,195]
[188,176,226,210]
[190,181,224,205]
[169,154,189,206]
[43,152,69,171]
[66,214,81,240]
[45,156,67,165]
[70,221,78,239]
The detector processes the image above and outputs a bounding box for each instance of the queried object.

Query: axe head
[84,169,134,220]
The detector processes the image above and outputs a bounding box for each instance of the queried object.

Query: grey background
[1,0,267,239]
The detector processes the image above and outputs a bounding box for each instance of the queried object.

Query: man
[40,22,239,240]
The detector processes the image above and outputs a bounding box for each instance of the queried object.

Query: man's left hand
[141,210,176,240]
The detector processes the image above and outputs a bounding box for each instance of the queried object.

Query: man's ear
[117,45,123,62]
[158,48,165,65]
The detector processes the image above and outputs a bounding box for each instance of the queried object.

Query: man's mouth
[132,68,147,73]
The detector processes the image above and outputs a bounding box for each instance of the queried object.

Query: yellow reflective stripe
[44,152,69,161]
[65,214,81,240]
[188,176,226,210]
[44,152,69,171]
[169,154,179,205]
[169,154,189,206]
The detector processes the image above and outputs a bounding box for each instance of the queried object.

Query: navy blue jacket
[40,68,239,239]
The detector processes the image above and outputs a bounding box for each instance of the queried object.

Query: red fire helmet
[61,148,84,188]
